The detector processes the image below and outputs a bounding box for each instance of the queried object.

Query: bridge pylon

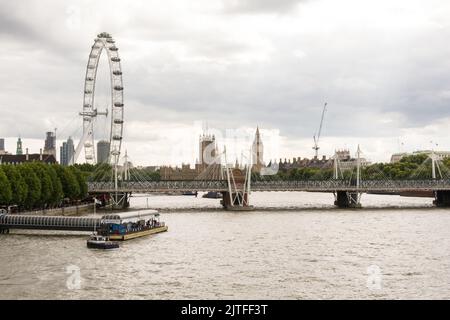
[333,147,363,208]
[334,191,362,208]
[109,152,131,209]
[222,147,253,211]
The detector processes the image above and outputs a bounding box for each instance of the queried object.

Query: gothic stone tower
[252,126,264,173]
[197,133,218,172]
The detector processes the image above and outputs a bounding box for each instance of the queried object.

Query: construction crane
[312,102,327,159]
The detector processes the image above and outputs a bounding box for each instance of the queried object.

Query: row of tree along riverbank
[257,154,450,181]
[0,163,88,211]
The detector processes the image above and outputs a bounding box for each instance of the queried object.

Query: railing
[88,179,450,193]
[88,180,228,192]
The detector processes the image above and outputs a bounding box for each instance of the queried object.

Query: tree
[0,166,12,205]
[69,166,88,199]
[30,163,53,208]
[44,165,63,207]
[17,164,41,209]
[1,164,28,206]
[73,163,96,173]
[400,153,428,165]
[54,165,80,200]
[89,163,112,182]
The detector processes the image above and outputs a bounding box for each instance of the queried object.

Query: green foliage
[17,164,41,209]
[253,152,449,181]
[88,163,112,182]
[69,166,88,199]
[399,153,428,165]
[128,168,161,182]
[443,158,450,169]
[1,164,28,206]
[0,167,12,205]
[288,167,333,180]
[73,163,97,173]
[45,165,64,207]
[30,163,53,208]
[0,162,89,209]
[53,165,80,200]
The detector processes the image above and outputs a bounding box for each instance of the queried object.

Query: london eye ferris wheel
[73,32,124,166]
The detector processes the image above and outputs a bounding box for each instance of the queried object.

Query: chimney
[26,148,29,161]
[40,148,43,161]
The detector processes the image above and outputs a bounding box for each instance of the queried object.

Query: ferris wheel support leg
[71,127,92,165]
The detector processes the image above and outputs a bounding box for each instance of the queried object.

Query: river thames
[1,192,449,299]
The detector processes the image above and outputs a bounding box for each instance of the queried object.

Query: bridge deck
[88,180,450,193]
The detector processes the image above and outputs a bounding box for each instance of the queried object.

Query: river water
[1,192,450,299]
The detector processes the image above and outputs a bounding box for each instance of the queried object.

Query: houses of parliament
[158,126,361,180]
[160,127,264,180]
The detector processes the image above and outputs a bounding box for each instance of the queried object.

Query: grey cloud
[222,0,305,14]
[1,0,450,160]
[0,10,35,40]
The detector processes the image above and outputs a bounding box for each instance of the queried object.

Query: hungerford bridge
[88,177,450,210]
[89,145,450,210]
[63,32,450,211]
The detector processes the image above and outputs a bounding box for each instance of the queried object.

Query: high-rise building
[60,137,75,166]
[16,137,23,155]
[44,131,56,157]
[97,140,110,164]
[252,126,264,172]
[0,138,8,155]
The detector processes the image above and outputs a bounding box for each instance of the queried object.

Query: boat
[202,191,222,199]
[99,210,168,241]
[87,234,119,249]
[87,196,120,249]
[182,191,198,196]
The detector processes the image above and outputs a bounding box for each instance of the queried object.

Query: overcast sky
[1,0,450,165]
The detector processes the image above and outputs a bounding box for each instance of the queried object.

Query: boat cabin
[100,210,163,236]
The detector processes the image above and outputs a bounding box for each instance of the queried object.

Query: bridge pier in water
[111,192,131,209]
[334,191,362,208]
[221,191,252,211]
[434,191,450,207]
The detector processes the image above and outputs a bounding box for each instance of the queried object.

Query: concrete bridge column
[434,191,450,207]
[334,191,362,208]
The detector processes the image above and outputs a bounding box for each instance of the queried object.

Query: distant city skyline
[60,136,74,166]
[1,127,449,167]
